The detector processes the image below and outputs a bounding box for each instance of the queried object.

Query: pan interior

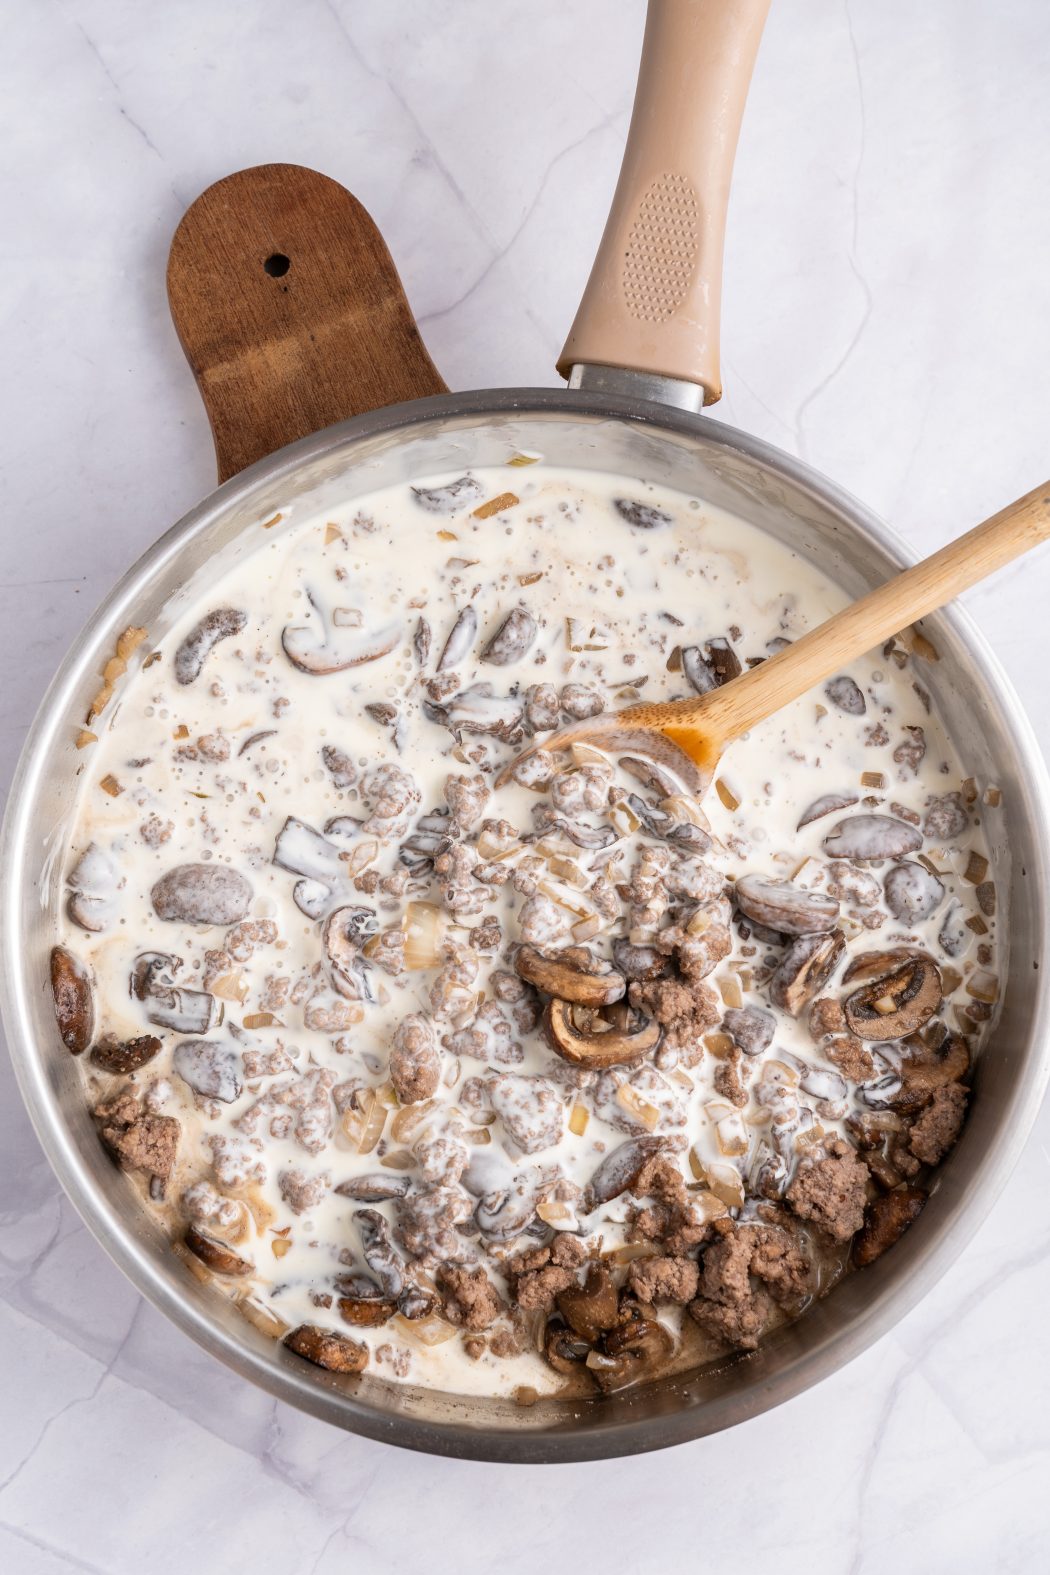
[5,393,1047,1460]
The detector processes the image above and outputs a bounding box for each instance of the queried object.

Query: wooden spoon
[500,480,1050,795]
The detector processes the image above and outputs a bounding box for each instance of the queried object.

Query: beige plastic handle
[558,0,771,403]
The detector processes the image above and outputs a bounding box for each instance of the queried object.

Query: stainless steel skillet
[3,0,1048,1462]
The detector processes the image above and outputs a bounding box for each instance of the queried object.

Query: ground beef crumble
[785,1137,869,1242]
[628,1254,699,1304]
[628,1153,713,1254]
[907,1082,968,1165]
[628,974,720,1066]
[713,1047,748,1107]
[94,1093,180,1181]
[688,1216,811,1351]
[822,1034,876,1082]
[437,1265,505,1330]
[507,1233,589,1312]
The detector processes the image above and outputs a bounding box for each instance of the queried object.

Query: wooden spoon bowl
[500,480,1050,794]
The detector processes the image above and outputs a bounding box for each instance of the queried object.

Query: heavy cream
[55,463,1000,1398]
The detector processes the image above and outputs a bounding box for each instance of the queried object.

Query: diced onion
[394,1313,456,1346]
[616,1083,660,1131]
[718,976,743,1010]
[715,778,740,812]
[568,1102,589,1136]
[966,969,999,1004]
[236,1296,290,1339]
[964,851,989,885]
[403,902,447,970]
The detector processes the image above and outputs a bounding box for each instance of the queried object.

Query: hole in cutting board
[264,253,291,278]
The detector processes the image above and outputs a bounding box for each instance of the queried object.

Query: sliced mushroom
[282,590,399,675]
[893,1033,969,1110]
[734,874,839,936]
[323,905,379,999]
[399,808,454,871]
[337,1294,398,1327]
[273,816,345,885]
[475,1175,543,1241]
[611,939,670,981]
[423,683,524,742]
[681,645,718,695]
[321,743,357,789]
[482,607,537,666]
[515,944,626,1007]
[67,843,120,933]
[722,1005,775,1056]
[50,945,94,1054]
[844,956,942,1041]
[618,756,688,799]
[842,946,932,985]
[411,475,483,514]
[852,1187,927,1267]
[768,930,846,1017]
[822,814,923,861]
[284,1324,368,1372]
[355,1208,405,1298]
[413,616,432,664]
[238,729,277,757]
[538,812,618,851]
[623,794,711,852]
[586,1317,674,1393]
[883,862,945,924]
[335,1174,412,1203]
[174,607,246,685]
[185,1224,253,1277]
[437,606,478,670]
[798,1064,848,1104]
[825,675,866,715]
[705,637,741,685]
[131,951,217,1035]
[544,999,661,1068]
[145,987,216,1035]
[151,864,252,926]
[67,892,112,933]
[582,1136,666,1211]
[556,1264,619,1342]
[90,1034,163,1074]
[397,1285,439,1321]
[796,791,859,830]
[173,1038,242,1103]
[613,498,671,529]
[938,902,969,958]
[544,1320,593,1376]
[293,879,331,920]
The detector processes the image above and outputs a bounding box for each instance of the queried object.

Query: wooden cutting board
[167,163,447,483]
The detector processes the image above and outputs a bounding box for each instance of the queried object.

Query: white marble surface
[3,0,1050,1568]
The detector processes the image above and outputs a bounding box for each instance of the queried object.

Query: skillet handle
[557,0,770,404]
[167,164,447,483]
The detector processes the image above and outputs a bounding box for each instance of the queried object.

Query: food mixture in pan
[50,464,1001,1398]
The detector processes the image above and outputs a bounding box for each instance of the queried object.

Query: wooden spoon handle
[701,479,1050,744]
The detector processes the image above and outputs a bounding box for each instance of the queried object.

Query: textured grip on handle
[558,0,770,403]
